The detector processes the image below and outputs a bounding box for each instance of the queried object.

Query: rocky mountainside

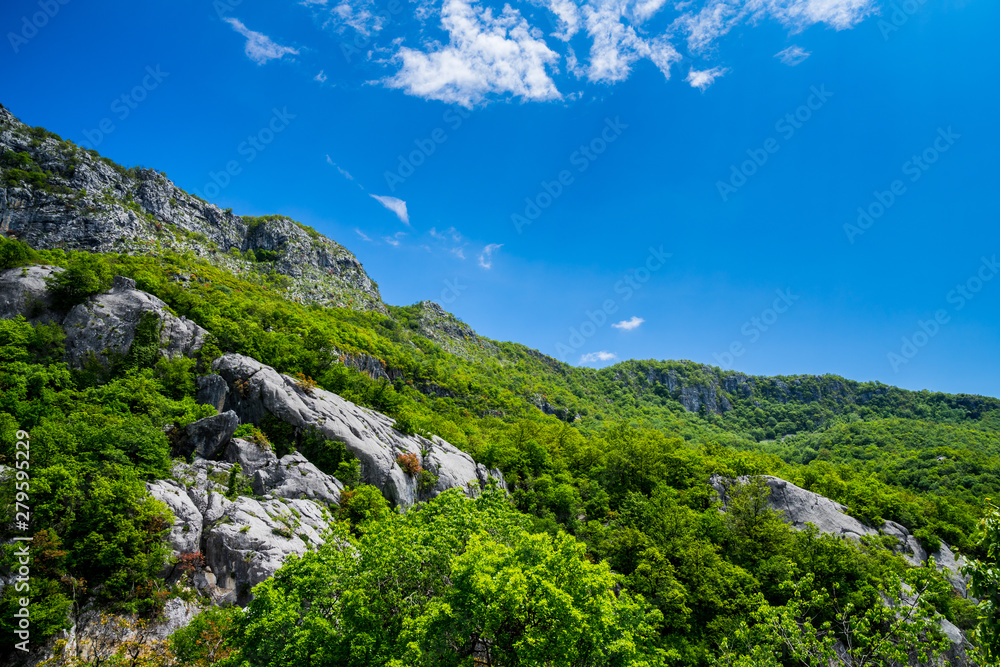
[0,104,384,312]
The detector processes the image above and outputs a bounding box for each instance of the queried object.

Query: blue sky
[2,0,999,398]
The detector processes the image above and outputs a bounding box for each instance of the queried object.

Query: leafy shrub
[0,236,35,270]
[418,469,438,493]
[396,452,421,476]
[45,253,113,309]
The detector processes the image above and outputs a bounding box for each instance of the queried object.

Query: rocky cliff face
[0,103,384,313]
[210,352,504,509]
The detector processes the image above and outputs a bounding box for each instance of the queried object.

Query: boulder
[196,373,229,412]
[173,410,240,459]
[250,452,343,506]
[146,479,203,556]
[225,437,278,476]
[0,265,61,323]
[202,495,330,605]
[154,458,334,606]
[61,275,207,367]
[212,353,504,508]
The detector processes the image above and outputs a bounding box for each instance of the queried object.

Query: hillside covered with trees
[1,108,999,667]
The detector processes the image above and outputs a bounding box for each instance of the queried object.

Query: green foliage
[337,484,391,532]
[222,488,664,667]
[0,235,36,269]
[45,253,113,309]
[169,605,242,667]
[963,499,1000,664]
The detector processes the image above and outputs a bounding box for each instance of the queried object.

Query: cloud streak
[225,18,299,65]
[478,243,502,268]
[580,350,616,363]
[612,316,645,330]
[370,194,410,225]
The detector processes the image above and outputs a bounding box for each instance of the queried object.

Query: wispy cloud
[478,243,502,269]
[315,70,328,82]
[355,228,372,241]
[450,247,466,259]
[612,316,645,331]
[430,226,464,242]
[686,66,728,90]
[775,44,811,66]
[224,18,299,65]
[384,231,407,246]
[385,0,561,107]
[370,194,409,225]
[582,0,680,83]
[580,350,617,363]
[326,155,356,181]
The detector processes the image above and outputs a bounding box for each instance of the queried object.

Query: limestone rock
[196,373,229,412]
[212,352,504,508]
[0,265,61,323]
[61,275,206,368]
[225,437,278,477]
[173,411,240,460]
[0,103,385,313]
[250,452,343,506]
[202,495,329,605]
[146,479,202,556]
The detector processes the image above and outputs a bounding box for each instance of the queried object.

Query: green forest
[1,236,1000,666]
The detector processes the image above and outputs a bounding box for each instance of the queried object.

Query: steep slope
[0,104,383,312]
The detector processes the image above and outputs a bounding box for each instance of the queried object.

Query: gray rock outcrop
[0,265,60,323]
[172,411,240,460]
[0,103,384,313]
[211,352,504,508]
[61,275,207,367]
[155,451,339,606]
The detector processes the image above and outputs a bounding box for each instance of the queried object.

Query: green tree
[963,499,1000,665]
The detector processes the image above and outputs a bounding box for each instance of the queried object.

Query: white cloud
[675,0,876,54]
[370,194,409,225]
[383,231,407,246]
[332,0,385,35]
[543,0,582,40]
[686,65,727,90]
[315,70,328,82]
[478,243,502,268]
[225,18,299,65]
[355,228,372,241]
[451,247,466,259]
[774,44,811,65]
[326,155,356,181]
[581,0,680,83]
[768,0,876,31]
[612,316,645,330]
[580,350,617,363]
[385,0,562,107]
